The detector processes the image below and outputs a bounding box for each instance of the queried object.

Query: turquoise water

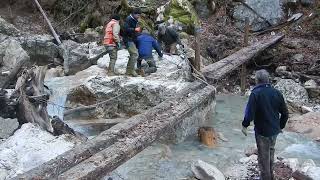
[105,95,320,180]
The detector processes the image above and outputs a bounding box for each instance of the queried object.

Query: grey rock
[304,80,320,98]
[275,79,309,105]
[292,54,304,62]
[0,117,19,138]
[191,159,225,180]
[233,0,284,31]
[15,34,59,63]
[0,39,30,71]
[59,40,90,75]
[305,167,320,179]
[0,17,20,36]
[275,66,287,75]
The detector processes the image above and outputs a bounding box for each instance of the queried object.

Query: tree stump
[199,127,217,148]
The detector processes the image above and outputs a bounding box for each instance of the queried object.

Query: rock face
[191,159,225,180]
[275,79,309,105]
[63,49,192,119]
[304,80,320,99]
[16,34,60,64]
[233,0,284,31]
[59,40,90,75]
[0,17,20,36]
[164,0,199,32]
[0,117,19,139]
[0,39,30,71]
[0,123,76,179]
[286,112,320,140]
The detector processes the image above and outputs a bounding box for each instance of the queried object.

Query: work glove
[116,43,122,49]
[135,27,142,32]
[242,126,248,136]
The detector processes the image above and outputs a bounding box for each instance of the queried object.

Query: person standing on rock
[123,8,142,77]
[157,24,182,55]
[136,29,163,76]
[241,69,289,180]
[103,14,121,76]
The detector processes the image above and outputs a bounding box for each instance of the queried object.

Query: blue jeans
[255,133,277,180]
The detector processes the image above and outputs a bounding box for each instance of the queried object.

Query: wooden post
[241,17,249,94]
[194,28,201,71]
[33,0,61,45]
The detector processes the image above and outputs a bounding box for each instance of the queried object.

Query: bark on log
[292,170,313,180]
[15,83,210,179]
[16,66,53,132]
[58,85,215,179]
[202,35,284,84]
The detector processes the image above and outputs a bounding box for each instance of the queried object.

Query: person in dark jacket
[123,8,142,77]
[158,25,182,54]
[242,69,288,180]
[136,29,163,75]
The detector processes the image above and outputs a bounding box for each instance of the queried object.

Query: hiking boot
[125,69,138,77]
[136,69,145,77]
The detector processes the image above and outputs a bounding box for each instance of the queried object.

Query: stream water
[104,95,320,180]
[44,72,320,179]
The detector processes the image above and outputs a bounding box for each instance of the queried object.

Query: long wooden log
[33,0,61,45]
[14,83,208,179]
[202,35,284,84]
[58,85,215,179]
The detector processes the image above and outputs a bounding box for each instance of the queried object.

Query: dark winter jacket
[242,83,289,137]
[137,33,163,59]
[158,27,181,46]
[123,15,139,44]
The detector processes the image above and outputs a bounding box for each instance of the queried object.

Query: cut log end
[198,126,217,148]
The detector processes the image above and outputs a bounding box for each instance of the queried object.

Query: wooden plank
[14,83,207,179]
[202,35,284,84]
[58,85,215,179]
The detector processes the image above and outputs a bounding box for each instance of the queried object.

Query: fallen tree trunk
[58,85,215,179]
[15,83,211,179]
[202,35,284,84]
[16,66,53,132]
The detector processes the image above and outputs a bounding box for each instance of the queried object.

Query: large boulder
[233,0,284,31]
[0,117,18,139]
[275,79,309,106]
[0,39,30,71]
[0,123,77,179]
[191,159,225,180]
[286,112,320,141]
[15,34,60,64]
[0,17,20,36]
[59,40,90,75]
[63,50,192,119]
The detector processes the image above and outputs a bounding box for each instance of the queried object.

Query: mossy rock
[164,0,200,32]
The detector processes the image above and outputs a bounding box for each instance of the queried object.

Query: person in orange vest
[103,14,121,76]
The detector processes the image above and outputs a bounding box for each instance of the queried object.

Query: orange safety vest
[103,19,118,46]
